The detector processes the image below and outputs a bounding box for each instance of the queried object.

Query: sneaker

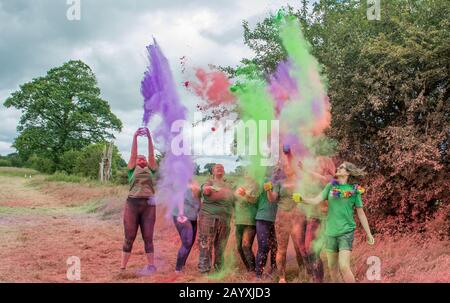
[136,264,157,276]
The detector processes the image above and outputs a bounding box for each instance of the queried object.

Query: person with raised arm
[254,167,282,280]
[293,161,375,282]
[120,127,158,276]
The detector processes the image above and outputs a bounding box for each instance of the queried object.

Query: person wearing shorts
[295,161,375,282]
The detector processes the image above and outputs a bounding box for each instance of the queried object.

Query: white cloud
[0,141,14,155]
[0,0,305,171]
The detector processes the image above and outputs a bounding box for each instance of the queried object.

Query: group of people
[120,128,375,282]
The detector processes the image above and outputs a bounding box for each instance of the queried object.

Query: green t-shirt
[200,181,234,220]
[278,185,295,211]
[127,169,135,183]
[297,181,325,219]
[127,167,156,183]
[321,182,363,237]
[255,182,280,222]
[234,182,258,226]
[234,198,258,226]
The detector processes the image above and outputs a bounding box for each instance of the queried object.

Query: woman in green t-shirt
[294,162,375,283]
[234,175,259,272]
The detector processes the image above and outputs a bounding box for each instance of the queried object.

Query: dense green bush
[58,149,81,174]
[26,155,55,174]
[0,153,23,167]
[114,167,130,185]
[0,159,12,167]
[73,142,125,179]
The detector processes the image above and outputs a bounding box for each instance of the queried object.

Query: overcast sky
[0,0,306,172]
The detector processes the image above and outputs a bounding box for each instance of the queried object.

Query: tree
[4,60,122,168]
[26,155,55,174]
[234,165,245,176]
[73,142,124,179]
[203,163,216,175]
[0,153,23,167]
[230,0,449,234]
[0,159,11,167]
[194,163,201,176]
[59,149,81,174]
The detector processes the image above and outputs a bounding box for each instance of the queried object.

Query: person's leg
[336,231,356,282]
[291,212,310,275]
[305,218,324,282]
[325,233,341,282]
[338,250,355,282]
[241,225,256,272]
[198,214,214,273]
[235,224,249,270]
[255,220,270,277]
[186,220,197,266]
[140,205,156,266]
[135,204,156,276]
[268,223,277,273]
[326,252,340,282]
[121,201,139,269]
[275,211,290,282]
[173,217,195,271]
[213,218,231,271]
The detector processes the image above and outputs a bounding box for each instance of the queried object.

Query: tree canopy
[230,0,449,234]
[4,60,122,167]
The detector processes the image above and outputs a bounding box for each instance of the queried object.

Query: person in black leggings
[121,127,158,276]
[172,180,201,272]
[255,172,281,279]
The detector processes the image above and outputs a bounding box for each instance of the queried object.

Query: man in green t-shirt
[198,164,234,273]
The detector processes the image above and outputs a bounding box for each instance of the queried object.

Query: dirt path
[0,174,448,282]
[0,175,245,282]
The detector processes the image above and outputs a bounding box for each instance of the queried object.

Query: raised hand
[367,234,375,245]
[292,193,302,203]
[203,186,213,196]
[177,215,188,224]
[236,187,246,197]
[263,181,273,191]
[142,127,151,137]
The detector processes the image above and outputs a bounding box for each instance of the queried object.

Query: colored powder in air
[278,16,330,139]
[274,15,334,254]
[191,68,236,107]
[232,72,276,183]
[141,39,194,217]
[268,60,298,117]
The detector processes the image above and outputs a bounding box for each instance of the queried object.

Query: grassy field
[0,167,448,282]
